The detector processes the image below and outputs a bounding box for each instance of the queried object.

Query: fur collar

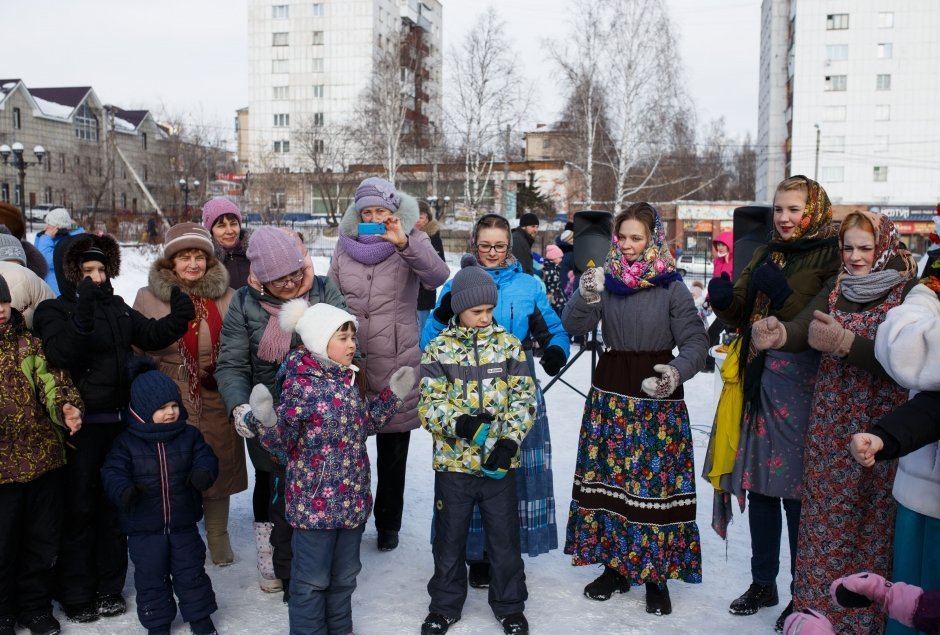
[422,218,441,237]
[148,260,230,302]
[339,191,419,238]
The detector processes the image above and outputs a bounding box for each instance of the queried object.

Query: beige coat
[132,259,247,499]
[0,261,55,329]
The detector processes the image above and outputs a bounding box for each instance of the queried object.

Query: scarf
[177,295,223,413]
[836,211,916,303]
[603,207,680,296]
[338,233,397,266]
[257,300,292,363]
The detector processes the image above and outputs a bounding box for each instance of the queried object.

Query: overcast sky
[2,0,760,144]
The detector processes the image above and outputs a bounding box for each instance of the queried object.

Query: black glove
[751,262,793,309]
[74,276,102,332]
[540,345,567,376]
[120,485,138,512]
[707,273,734,311]
[482,439,518,479]
[170,286,196,322]
[188,469,214,492]
[454,412,495,445]
[433,291,454,324]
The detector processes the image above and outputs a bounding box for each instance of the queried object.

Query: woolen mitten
[249,384,277,427]
[188,469,214,492]
[232,404,255,438]
[782,609,836,635]
[433,291,454,324]
[751,262,793,309]
[579,267,605,304]
[707,273,734,310]
[752,316,788,350]
[389,366,417,400]
[454,412,494,445]
[831,573,923,628]
[74,276,102,332]
[540,345,567,376]
[641,364,680,399]
[168,286,196,329]
[482,438,518,479]
[808,310,855,356]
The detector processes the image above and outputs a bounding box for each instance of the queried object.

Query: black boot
[421,613,459,635]
[645,581,672,616]
[96,594,126,617]
[729,582,779,616]
[774,600,794,632]
[62,603,98,624]
[496,613,529,635]
[468,561,491,589]
[0,617,14,635]
[377,529,399,551]
[282,578,291,604]
[584,566,630,601]
[18,613,61,635]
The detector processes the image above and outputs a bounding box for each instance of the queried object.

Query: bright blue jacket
[35,227,84,295]
[420,261,570,357]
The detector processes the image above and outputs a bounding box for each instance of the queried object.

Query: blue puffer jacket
[421,260,570,356]
[101,412,219,536]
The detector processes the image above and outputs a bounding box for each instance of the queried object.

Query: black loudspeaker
[732,205,772,280]
[572,210,614,273]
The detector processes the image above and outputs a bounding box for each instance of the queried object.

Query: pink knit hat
[246,226,304,283]
[201,197,242,232]
[545,244,563,261]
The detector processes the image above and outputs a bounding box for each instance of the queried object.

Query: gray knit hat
[0,233,26,265]
[450,265,497,315]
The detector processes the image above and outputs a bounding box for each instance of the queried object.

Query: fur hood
[421,218,441,237]
[54,233,121,298]
[147,258,230,303]
[339,191,419,238]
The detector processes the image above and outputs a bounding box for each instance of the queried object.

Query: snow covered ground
[61,246,790,635]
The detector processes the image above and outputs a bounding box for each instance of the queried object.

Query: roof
[29,86,92,108]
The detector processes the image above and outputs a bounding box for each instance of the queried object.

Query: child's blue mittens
[482,439,518,479]
[249,383,277,428]
[455,412,495,445]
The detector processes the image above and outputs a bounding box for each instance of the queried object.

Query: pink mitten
[831,572,923,628]
[783,608,836,635]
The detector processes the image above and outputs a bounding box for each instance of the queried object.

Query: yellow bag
[706,337,744,491]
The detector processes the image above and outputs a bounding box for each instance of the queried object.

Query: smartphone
[358,222,386,235]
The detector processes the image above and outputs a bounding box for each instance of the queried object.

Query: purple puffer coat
[328,193,450,433]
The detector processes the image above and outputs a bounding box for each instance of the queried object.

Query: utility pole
[502,124,511,217]
[813,124,820,181]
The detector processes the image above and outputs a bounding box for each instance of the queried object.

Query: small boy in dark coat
[101,364,219,635]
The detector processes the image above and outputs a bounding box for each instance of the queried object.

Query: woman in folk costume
[562,202,707,616]
[751,211,918,633]
[132,222,248,567]
[708,175,841,631]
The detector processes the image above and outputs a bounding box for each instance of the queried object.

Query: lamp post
[813,123,821,181]
[426,195,450,221]
[178,177,200,222]
[0,141,46,231]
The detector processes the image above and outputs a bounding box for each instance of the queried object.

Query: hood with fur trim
[339,191,419,238]
[421,218,441,237]
[53,233,121,299]
[147,257,230,303]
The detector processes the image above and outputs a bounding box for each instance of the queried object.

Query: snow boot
[96,594,125,617]
[62,602,98,623]
[497,613,529,635]
[377,529,399,552]
[189,615,218,635]
[468,561,491,589]
[203,497,234,566]
[645,581,672,616]
[18,613,61,635]
[584,566,630,601]
[0,617,14,635]
[254,521,282,593]
[148,627,171,635]
[421,613,459,635]
[282,578,291,604]
[774,600,794,632]
[729,582,779,616]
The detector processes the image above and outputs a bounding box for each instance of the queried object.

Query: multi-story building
[244,0,443,175]
[755,1,940,207]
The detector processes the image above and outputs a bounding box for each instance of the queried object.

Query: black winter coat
[417,226,445,311]
[872,390,940,461]
[511,227,535,275]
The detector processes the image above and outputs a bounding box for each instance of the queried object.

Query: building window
[74,103,99,141]
[121,192,127,208]
[823,105,847,122]
[825,44,848,61]
[274,113,290,127]
[59,153,66,174]
[312,84,324,98]
[312,30,324,45]
[873,136,889,153]
[273,59,288,73]
[873,166,888,182]
[44,186,52,204]
[141,132,147,150]
[272,4,288,19]
[875,104,890,121]
[312,112,324,127]
[878,12,894,28]
[877,43,893,59]
[272,32,289,46]
[826,13,849,30]
[12,107,21,129]
[821,166,844,183]
[274,140,290,153]
[876,74,891,91]
[312,58,324,72]
[825,135,845,153]
[311,3,323,17]
[144,165,149,182]
[825,75,847,91]
[273,86,289,100]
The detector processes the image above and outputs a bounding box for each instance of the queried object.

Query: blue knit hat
[354,177,400,213]
[129,370,185,424]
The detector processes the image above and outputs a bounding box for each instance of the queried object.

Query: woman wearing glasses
[328,177,450,553]
[421,213,570,588]
[216,226,349,597]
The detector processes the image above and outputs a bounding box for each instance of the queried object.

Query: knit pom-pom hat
[279,298,358,359]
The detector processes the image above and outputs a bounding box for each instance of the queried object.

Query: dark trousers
[253,469,272,523]
[705,318,726,370]
[0,470,63,622]
[128,528,217,630]
[270,465,293,581]
[748,491,801,589]
[428,471,527,618]
[56,422,128,605]
[373,431,411,533]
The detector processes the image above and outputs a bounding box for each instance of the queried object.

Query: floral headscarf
[837,211,917,302]
[604,204,680,296]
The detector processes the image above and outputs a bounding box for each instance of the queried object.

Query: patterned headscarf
[604,204,680,295]
[767,175,838,268]
[837,211,917,302]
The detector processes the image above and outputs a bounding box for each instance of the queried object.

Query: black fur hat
[59,233,121,286]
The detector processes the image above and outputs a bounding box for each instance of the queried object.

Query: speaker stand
[542,326,603,398]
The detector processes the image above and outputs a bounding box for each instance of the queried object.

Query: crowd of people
[0,174,937,635]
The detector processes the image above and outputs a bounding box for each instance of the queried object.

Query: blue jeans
[289,524,365,635]
[747,491,801,589]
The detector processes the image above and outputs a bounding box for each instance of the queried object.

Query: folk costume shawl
[837,211,917,303]
[604,206,681,296]
[178,295,223,412]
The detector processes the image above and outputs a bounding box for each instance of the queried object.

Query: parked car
[24,203,59,223]
[676,253,713,278]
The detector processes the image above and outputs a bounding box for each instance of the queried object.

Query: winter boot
[729,582,779,616]
[282,578,291,604]
[189,616,218,635]
[96,594,126,617]
[468,561,491,589]
[148,626,171,635]
[18,613,61,635]
[421,613,459,635]
[645,581,672,616]
[0,617,14,635]
[62,602,98,623]
[203,497,234,566]
[254,521,282,593]
[377,529,399,552]
[774,600,794,632]
[496,613,529,635]
[584,566,630,601]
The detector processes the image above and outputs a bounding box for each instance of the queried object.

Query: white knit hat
[45,208,73,230]
[279,298,358,359]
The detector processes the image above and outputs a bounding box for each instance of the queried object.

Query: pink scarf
[256,301,292,363]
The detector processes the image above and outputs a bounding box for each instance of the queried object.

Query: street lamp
[813,123,821,181]
[178,177,200,221]
[0,141,46,231]
[427,195,450,220]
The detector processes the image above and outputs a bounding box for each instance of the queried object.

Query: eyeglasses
[267,270,303,289]
[477,243,509,254]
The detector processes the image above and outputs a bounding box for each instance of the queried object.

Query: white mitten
[752,316,788,350]
[232,403,255,438]
[249,384,277,428]
[579,267,606,304]
[640,364,680,398]
[389,366,417,400]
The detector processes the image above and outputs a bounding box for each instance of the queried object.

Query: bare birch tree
[295,119,358,226]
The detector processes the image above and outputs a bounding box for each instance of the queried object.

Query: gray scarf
[840,269,903,303]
